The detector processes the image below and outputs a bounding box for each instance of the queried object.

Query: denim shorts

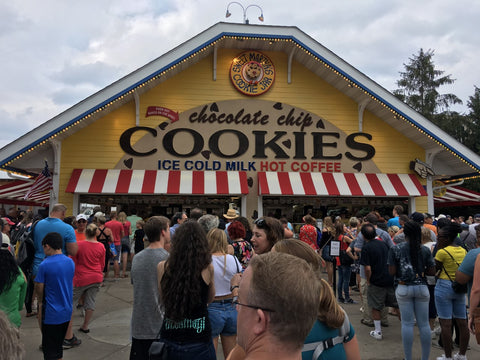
[163,339,216,360]
[434,279,467,319]
[207,300,237,337]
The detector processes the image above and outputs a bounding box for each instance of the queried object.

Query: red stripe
[344,173,363,196]
[89,170,108,193]
[323,173,340,195]
[116,170,133,193]
[387,174,408,196]
[142,170,157,194]
[409,174,427,196]
[192,171,204,194]
[277,172,293,195]
[257,172,269,195]
[239,171,249,194]
[366,174,386,196]
[300,173,316,195]
[65,169,83,193]
[216,172,229,194]
[167,171,180,194]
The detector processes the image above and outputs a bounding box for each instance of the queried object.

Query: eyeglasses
[233,300,275,312]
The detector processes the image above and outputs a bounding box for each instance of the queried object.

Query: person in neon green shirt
[0,246,27,327]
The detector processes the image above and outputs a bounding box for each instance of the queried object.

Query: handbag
[148,328,168,360]
[320,235,334,262]
[441,248,467,294]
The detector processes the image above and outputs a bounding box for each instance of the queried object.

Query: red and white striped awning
[258,172,427,197]
[66,169,249,195]
[0,179,50,205]
[434,186,480,206]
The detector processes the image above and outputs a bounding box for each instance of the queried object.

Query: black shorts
[42,321,69,360]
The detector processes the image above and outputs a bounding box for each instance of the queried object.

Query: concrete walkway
[19,274,480,359]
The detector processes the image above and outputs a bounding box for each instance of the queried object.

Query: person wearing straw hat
[223,209,239,231]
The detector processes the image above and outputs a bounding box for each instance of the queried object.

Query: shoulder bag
[441,248,467,294]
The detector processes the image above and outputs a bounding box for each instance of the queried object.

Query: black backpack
[15,220,39,276]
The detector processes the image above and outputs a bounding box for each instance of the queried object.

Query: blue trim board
[1,30,478,174]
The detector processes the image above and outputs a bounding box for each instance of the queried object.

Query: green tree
[393,48,462,118]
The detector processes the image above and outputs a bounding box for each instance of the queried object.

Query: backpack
[16,220,39,276]
[11,223,27,254]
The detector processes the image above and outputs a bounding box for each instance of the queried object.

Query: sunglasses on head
[254,218,268,229]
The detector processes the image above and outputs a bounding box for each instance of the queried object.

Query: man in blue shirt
[32,204,78,277]
[35,232,75,360]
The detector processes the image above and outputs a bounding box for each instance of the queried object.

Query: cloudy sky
[1,0,479,149]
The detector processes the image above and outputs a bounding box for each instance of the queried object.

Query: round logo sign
[230,51,275,96]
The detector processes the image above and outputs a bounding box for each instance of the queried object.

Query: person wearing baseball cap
[75,214,89,242]
[468,214,480,239]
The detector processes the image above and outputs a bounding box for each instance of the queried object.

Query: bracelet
[230,285,239,292]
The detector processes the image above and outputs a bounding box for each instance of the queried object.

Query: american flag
[24,161,52,202]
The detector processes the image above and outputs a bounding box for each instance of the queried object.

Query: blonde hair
[421,226,432,244]
[86,223,98,239]
[323,216,335,234]
[118,211,127,223]
[207,228,228,254]
[317,278,345,328]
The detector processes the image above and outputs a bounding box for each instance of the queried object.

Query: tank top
[161,277,212,343]
[96,227,110,244]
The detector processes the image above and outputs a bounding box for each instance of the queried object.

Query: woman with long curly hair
[157,221,216,359]
[388,221,435,360]
[0,247,27,328]
[273,239,360,360]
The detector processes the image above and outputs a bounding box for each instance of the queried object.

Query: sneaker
[63,335,82,349]
[345,298,358,304]
[453,353,467,360]
[338,297,345,303]
[369,330,382,340]
[436,356,452,360]
[432,340,443,349]
[359,306,364,313]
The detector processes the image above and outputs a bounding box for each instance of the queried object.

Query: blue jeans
[337,265,352,300]
[208,301,237,337]
[435,279,467,319]
[395,284,431,360]
[163,339,216,360]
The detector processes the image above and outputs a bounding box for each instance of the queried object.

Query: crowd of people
[1,204,480,360]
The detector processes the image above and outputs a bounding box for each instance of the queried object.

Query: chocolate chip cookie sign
[230,51,275,96]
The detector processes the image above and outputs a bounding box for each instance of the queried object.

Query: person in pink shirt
[72,223,105,333]
[105,211,124,278]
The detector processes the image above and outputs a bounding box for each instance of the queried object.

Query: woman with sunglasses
[251,217,284,255]
[157,221,216,359]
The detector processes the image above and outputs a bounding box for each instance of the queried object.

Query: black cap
[424,213,433,219]
[409,212,425,224]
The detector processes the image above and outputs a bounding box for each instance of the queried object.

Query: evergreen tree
[393,48,462,118]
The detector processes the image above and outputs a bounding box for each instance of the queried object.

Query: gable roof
[1,22,479,179]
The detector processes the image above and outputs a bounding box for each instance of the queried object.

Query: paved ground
[19,274,480,360]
